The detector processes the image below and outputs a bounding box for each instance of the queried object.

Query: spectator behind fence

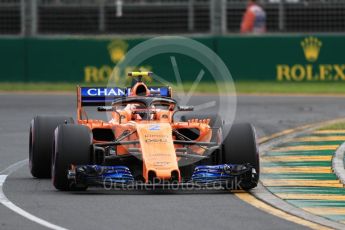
[240,0,266,34]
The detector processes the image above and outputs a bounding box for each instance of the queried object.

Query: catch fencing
[0,0,344,35]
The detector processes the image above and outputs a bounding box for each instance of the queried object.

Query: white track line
[0,159,69,230]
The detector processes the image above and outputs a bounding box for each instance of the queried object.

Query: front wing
[68,163,257,190]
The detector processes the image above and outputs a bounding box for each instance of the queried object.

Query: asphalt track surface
[2,94,345,230]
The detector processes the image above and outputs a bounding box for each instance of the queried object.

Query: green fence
[1,35,344,83]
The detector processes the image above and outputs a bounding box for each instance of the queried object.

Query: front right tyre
[52,124,92,191]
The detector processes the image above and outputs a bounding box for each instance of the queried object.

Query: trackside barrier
[1,35,344,83]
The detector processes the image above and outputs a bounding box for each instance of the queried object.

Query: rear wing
[78,86,171,107]
[77,86,172,120]
[79,87,126,106]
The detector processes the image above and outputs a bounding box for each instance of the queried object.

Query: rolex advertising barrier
[0,35,344,83]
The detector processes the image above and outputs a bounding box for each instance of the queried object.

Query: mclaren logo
[277,36,345,81]
[301,36,322,62]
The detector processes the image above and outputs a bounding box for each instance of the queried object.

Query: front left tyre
[221,123,260,190]
[52,124,92,191]
[29,115,74,178]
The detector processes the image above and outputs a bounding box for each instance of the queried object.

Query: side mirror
[177,106,194,111]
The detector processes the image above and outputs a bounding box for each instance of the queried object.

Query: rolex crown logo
[301,36,322,62]
[107,40,129,63]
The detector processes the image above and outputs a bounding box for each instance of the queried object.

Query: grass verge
[1,81,345,95]
[319,122,345,130]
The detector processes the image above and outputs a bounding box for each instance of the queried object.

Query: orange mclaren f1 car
[29,72,259,191]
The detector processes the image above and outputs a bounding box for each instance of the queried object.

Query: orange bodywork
[76,86,212,183]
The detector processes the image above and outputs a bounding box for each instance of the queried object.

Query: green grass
[319,122,345,130]
[235,82,345,95]
[2,81,345,95]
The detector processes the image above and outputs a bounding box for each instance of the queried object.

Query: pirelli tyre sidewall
[52,124,92,191]
[29,115,74,178]
[221,123,260,190]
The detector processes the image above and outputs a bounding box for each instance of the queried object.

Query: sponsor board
[1,36,345,83]
[276,36,345,81]
[83,39,153,83]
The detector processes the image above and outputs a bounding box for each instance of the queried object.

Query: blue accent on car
[80,86,171,106]
[75,165,134,184]
[148,124,160,131]
[149,87,169,97]
[81,87,126,97]
[191,164,251,183]
[126,87,170,97]
[80,87,127,106]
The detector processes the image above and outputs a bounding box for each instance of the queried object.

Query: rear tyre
[222,123,259,190]
[52,124,92,191]
[29,115,74,178]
